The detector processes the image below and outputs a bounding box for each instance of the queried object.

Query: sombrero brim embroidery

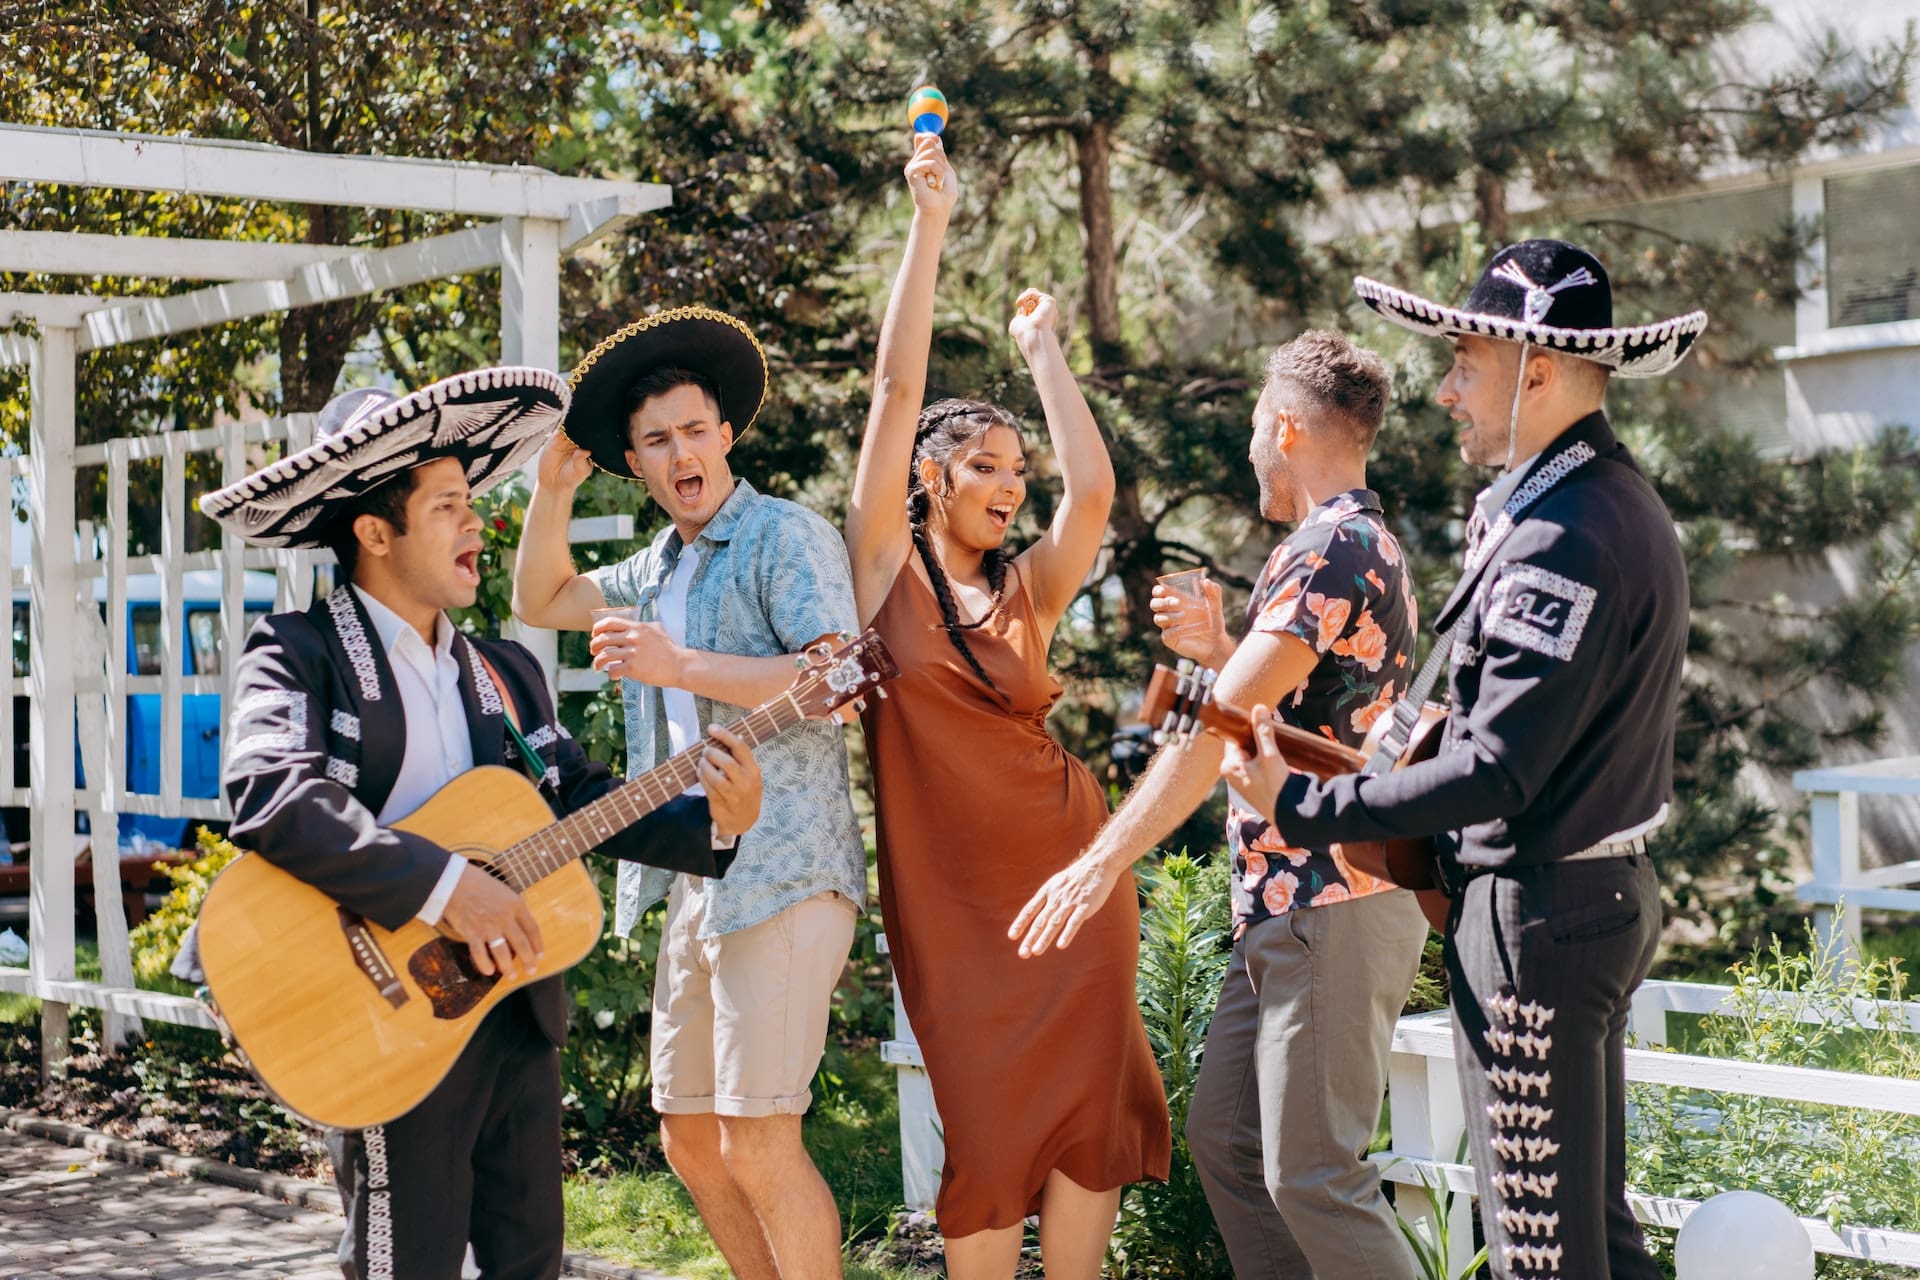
[1355,276,1709,378]
[564,306,769,482]
[199,366,568,548]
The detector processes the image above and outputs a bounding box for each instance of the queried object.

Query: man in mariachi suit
[1224,240,1708,1280]
[198,368,765,1280]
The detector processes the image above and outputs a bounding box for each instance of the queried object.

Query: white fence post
[1807,790,1861,965]
[74,537,141,1051]
[26,324,79,1083]
[1387,1012,1475,1271]
[499,215,564,698]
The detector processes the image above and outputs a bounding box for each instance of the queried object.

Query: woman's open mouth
[987,504,1013,530]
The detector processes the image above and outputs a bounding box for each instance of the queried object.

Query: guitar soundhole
[408,938,500,1019]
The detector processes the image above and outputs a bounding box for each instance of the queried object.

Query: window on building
[1826,166,1920,328]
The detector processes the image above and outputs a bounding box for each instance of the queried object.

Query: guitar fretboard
[491,693,806,890]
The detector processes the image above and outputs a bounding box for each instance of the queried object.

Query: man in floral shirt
[1015,330,1428,1279]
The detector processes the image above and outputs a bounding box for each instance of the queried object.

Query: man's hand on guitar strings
[1220,703,1292,826]
[441,863,545,981]
[699,723,763,838]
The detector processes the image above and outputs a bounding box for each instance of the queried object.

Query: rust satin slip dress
[861,560,1170,1237]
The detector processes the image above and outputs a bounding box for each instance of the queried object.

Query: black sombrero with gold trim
[1355,239,1709,378]
[565,306,768,480]
[199,366,567,548]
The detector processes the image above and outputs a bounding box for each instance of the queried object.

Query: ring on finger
[487,937,508,950]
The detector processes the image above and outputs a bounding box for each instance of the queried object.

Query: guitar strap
[473,650,549,783]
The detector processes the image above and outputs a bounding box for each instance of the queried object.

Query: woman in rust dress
[844,133,1169,1278]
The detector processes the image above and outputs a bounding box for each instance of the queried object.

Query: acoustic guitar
[1140,661,1450,930]
[198,630,898,1130]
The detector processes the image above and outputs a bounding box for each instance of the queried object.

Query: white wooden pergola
[0,124,667,1076]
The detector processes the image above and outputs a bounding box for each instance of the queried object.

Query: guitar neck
[495,693,805,890]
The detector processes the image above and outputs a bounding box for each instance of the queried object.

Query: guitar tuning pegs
[875,687,889,700]
[794,655,808,669]
[852,698,868,714]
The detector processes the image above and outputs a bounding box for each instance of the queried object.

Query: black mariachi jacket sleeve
[1269,414,1689,869]
[223,612,454,930]
[473,638,736,879]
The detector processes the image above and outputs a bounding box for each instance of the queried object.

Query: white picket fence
[882,973,1920,1267]
[1378,977,1920,1271]
[0,421,632,1043]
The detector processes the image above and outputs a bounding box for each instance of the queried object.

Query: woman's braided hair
[908,398,1026,693]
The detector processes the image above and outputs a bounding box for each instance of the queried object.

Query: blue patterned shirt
[590,479,866,938]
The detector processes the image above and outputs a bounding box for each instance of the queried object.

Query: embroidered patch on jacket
[327,589,383,702]
[525,724,559,751]
[325,757,359,788]
[330,709,361,740]
[228,689,309,758]
[1485,565,1595,662]
[465,642,504,717]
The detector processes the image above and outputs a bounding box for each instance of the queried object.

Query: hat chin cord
[1504,340,1531,473]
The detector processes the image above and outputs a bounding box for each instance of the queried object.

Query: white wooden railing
[0,416,637,1044]
[1379,978,1920,1271]
[1792,758,1920,961]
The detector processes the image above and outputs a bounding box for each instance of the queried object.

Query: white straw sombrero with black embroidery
[1355,239,1709,379]
[198,367,569,548]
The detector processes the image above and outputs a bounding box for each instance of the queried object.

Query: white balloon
[1674,1191,1814,1280]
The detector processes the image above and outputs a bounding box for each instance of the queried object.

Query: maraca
[909,84,948,136]
[909,84,949,191]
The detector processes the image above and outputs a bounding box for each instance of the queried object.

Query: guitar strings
[486,690,810,889]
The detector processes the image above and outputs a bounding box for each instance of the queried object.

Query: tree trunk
[1475,170,1509,244]
[1075,116,1124,369]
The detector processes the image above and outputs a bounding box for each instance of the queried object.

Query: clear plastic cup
[589,605,638,683]
[1155,567,1210,608]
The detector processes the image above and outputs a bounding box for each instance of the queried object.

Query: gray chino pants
[1186,888,1430,1279]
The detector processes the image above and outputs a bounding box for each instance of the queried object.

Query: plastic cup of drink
[589,605,638,683]
[1155,567,1209,608]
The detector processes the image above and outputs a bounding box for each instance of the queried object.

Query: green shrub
[127,827,238,987]
[563,864,665,1144]
[1112,850,1234,1279]
[1628,918,1920,1278]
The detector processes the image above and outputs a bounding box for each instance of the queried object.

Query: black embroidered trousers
[328,995,563,1280]
[1445,853,1663,1280]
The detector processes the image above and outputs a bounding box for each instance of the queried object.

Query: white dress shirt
[351,586,471,926]
[656,544,706,797]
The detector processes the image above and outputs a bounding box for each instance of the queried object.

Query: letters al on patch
[1485,564,1596,662]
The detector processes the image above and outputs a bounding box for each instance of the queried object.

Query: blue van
[9,568,280,850]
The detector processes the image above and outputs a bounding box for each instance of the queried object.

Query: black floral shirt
[1227,489,1417,930]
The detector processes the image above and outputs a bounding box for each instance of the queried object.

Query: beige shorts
[649,880,858,1118]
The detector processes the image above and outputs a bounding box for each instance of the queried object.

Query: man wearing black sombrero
[513,310,863,1280]
[1223,240,1706,1279]
[200,367,764,1280]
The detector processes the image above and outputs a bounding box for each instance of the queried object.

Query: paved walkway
[0,1127,342,1278]
[0,1121,669,1280]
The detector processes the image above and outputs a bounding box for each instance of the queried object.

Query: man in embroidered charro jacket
[1224,241,1709,1280]
[197,370,764,1280]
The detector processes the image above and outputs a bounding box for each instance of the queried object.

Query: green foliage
[1629,918,1920,1278]
[1113,851,1234,1279]
[126,827,239,988]
[561,866,666,1147]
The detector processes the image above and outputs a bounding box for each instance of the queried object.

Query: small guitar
[1140,661,1449,930]
[198,630,898,1131]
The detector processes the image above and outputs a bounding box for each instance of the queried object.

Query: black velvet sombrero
[199,366,568,548]
[1355,239,1709,378]
[564,306,768,481]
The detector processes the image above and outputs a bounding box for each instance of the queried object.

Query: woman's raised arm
[847,133,958,625]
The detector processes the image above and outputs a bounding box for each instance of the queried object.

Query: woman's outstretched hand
[906,132,957,219]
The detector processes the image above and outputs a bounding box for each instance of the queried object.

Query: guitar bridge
[337,909,409,1009]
